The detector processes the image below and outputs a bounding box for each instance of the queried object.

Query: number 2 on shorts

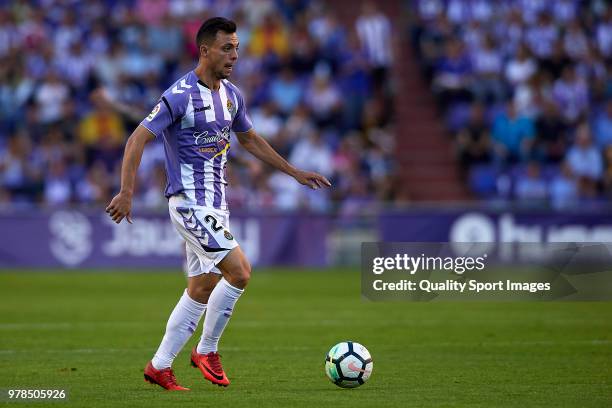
[204,214,223,232]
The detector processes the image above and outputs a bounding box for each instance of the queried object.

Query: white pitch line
[1,318,611,331]
[0,319,368,330]
[0,345,318,355]
[0,340,610,356]
[0,322,166,330]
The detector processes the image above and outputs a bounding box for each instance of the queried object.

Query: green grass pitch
[0,269,610,407]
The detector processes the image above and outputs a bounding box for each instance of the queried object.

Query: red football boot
[143,361,190,391]
[190,348,230,387]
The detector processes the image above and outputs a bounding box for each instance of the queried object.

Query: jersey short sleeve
[140,87,188,138]
[231,88,253,133]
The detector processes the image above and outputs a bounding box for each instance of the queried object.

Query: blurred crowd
[411,0,612,209]
[0,0,396,212]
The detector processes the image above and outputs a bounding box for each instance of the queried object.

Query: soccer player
[105,17,331,391]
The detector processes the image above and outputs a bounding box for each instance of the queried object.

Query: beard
[215,67,231,80]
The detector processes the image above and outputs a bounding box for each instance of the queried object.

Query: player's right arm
[105,125,155,224]
[106,86,187,224]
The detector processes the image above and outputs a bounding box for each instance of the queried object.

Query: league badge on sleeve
[146,103,161,121]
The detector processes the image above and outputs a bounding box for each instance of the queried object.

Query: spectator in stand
[456,103,491,173]
[563,18,590,60]
[492,102,535,165]
[289,130,333,211]
[432,38,472,111]
[534,101,567,163]
[74,160,111,206]
[0,1,396,211]
[550,161,579,210]
[411,0,612,207]
[56,42,94,92]
[0,10,19,58]
[515,161,548,205]
[34,70,71,125]
[304,66,342,128]
[525,12,559,61]
[249,12,290,61]
[512,74,543,119]
[78,101,125,148]
[338,32,371,130]
[577,46,607,102]
[364,143,395,201]
[356,2,392,93]
[494,8,523,58]
[268,67,303,117]
[332,133,362,196]
[0,55,35,129]
[339,176,375,217]
[566,123,603,197]
[553,0,578,24]
[53,10,82,56]
[593,99,612,148]
[0,132,38,198]
[44,159,72,207]
[470,34,505,104]
[417,13,455,82]
[135,0,169,26]
[136,161,167,210]
[145,12,185,64]
[284,103,315,142]
[596,7,612,59]
[603,145,612,198]
[539,40,571,81]
[505,43,537,87]
[249,100,283,141]
[552,65,589,126]
[77,99,125,170]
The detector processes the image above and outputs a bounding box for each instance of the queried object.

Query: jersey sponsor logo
[193,126,230,147]
[146,103,161,121]
[193,131,215,145]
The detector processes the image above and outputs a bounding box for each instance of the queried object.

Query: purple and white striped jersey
[140,70,252,211]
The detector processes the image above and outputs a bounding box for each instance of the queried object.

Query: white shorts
[168,195,238,277]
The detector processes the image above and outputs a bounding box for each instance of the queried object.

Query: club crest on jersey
[146,103,161,121]
[227,99,236,116]
[224,230,234,240]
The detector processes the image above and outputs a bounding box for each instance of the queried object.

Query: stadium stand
[0,0,398,211]
[409,0,612,208]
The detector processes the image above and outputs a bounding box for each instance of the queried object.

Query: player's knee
[188,284,214,304]
[231,260,251,289]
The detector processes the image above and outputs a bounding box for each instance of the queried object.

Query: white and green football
[324,341,373,388]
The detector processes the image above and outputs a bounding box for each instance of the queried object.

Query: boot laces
[206,352,223,373]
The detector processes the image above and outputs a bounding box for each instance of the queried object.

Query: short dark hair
[196,17,237,48]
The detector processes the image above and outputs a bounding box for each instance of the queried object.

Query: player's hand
[105,192,133,224]
[292,170,332,190]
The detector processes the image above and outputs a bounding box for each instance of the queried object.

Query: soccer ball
[324,341,373,388]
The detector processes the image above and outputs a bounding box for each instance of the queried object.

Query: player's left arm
[236,128,331,190]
